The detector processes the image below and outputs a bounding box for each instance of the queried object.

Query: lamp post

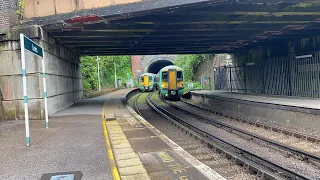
[97,56,101,91]
[114,60,117,88]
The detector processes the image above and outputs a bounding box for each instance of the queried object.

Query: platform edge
[125,103,226,180]
[102,95,121,180]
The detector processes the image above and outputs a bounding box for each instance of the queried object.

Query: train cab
[139,73,156,92]
[156,65,184,100]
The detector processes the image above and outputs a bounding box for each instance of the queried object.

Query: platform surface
[192,90,320,109]
[0,93,114,180]
[104,90,225,180]
[0,89,225,180]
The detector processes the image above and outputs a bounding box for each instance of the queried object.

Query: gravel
[160,99,320,179]
[177,101,320,156]
[135,95,255,180]
[190,99,320,137]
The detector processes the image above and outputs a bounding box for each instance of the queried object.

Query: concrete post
[97,56,101,91]
[243,64,247,93]
[229,66,232,92]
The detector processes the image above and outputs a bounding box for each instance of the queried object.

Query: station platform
[190,90,320,134]
[0,89,225,180]
[0,92,115,180]
[103,89,225,180]
[192,90,320,110]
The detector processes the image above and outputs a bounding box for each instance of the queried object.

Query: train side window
[177,71,183,81]
[162,72,168,81]
[140,77,144,82]
[149,76,152,81]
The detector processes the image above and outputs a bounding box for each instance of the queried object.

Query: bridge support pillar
[0,26,82,120]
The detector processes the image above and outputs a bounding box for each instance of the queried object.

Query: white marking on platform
[123,113,131,118]
[126,104,226,180]
[50,174,74,180]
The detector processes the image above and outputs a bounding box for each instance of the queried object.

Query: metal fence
[214,51,320,98]
[214,64,262,93]
[291,51,320,97]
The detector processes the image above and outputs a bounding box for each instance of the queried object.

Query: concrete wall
[195,54,229,90]
[0,26,82,119]
[190,92,320,132]
[0,89,5,120]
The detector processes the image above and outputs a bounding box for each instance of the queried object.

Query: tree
[81,56,133,91]
[174,54,213,82]
[81,56,98,90]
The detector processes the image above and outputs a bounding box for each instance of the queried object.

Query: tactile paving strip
[106,120,150,180]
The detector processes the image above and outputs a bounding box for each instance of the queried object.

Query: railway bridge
[2,1,320,180]
[131,55,176,79]
[1,0,320,119]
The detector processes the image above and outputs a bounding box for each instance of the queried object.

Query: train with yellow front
[156,65,184,100]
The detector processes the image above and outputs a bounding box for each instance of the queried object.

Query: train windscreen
[162,72,168,82]
[177,71,183,81]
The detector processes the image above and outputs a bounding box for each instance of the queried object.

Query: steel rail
[169,99,320,163]
[133,93,142,116]
[147,93,311,180]
[181,98,320,143]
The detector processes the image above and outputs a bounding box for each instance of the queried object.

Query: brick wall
[0,0,18,31]
[131,56,144,79]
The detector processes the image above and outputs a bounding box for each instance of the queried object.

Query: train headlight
[161,82,168,88]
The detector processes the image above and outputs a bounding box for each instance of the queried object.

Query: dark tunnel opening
[147,60,174,74]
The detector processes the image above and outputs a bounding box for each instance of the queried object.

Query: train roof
[159,65,183,72]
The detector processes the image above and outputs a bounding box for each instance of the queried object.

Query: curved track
[146,93,317,180]
[164,98,320,164]
[181,98,320,143]
[133,93,258,179]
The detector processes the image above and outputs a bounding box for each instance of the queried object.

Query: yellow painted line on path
[102,95,121,180]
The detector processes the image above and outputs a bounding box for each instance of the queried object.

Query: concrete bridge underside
[20,0,320,55]
[2,0,320,120]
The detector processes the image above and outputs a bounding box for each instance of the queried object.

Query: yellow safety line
[102,96,121,180]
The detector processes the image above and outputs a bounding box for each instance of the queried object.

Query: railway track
[163,98,320,164]
[181,98,320,143]
[179,99,320,155]
[133,93,258,179]
[146,93,319,180]
[184,98,320,142]
[133,93,143,116]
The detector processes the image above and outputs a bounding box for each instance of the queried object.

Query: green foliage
[174,54,213,87]
[17,0,25,19]
[81,56,133,91]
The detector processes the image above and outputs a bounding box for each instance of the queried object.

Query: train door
[168,69,177,90]
[144,75,148,87]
